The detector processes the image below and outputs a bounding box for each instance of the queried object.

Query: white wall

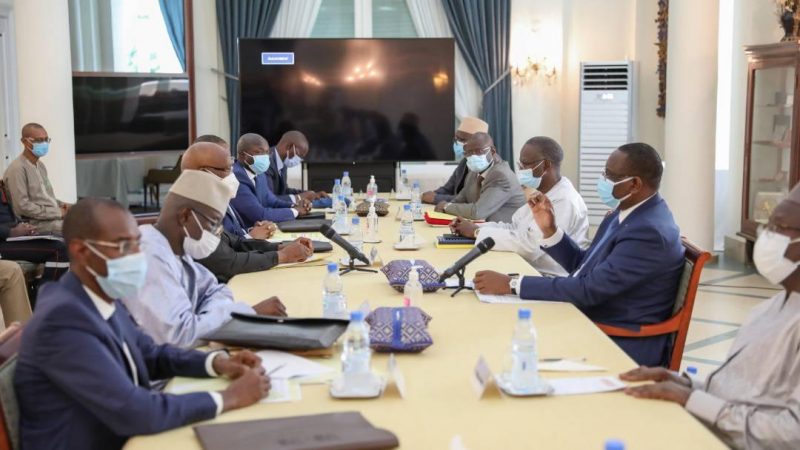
[12,0,77,202]
[193,0,229,140]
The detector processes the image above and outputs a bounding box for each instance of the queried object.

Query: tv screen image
[239,38,455,163]
[72,74,189,154]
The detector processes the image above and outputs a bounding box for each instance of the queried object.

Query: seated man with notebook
[434,132,526,223]
[183,138,313,282]
[231,133,312,226]
[421,116,488,204]
[450,136,589,276]
[122,170,287,348]
[15,198,271,450]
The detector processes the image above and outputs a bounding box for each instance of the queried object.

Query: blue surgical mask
[466,153,491,173]
[596,175,633,209]
[86,244,148,299]
[453,141,465,161]
[517,161,545,189]
[32,142,49,158]
[245,152,270,175]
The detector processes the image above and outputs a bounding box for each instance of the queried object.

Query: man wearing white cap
[121,170,287,348]
[421,116,489,204]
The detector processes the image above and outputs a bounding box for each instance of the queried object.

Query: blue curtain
[441,0,513,163]
[216,0,283,147]
[159,0,186,71]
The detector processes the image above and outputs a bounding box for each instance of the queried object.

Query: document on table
[259,378,301,404]
[548,376,626,396]
[166,377,299,403]
[538,360,606,372]
[269,231,329,243]
[275,254,329,269]
[258,349,335,381]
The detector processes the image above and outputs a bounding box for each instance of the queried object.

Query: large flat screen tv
[239,38,455,163]
[72,74,189,154]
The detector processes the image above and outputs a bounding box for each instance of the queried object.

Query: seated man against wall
[15,198,270,450]
[421,116,488,205]
[181,140,313,282]
[122,170,287,348]
[434,132,526,223]
[451,136,589,276]
[3,123,71,234]
[474,143,684,367]
[231,133,312,227]
[621,183,800,449]
[267,130,328,203]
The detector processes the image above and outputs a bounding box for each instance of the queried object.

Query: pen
[539,357,587,363]
[267,363,286,376]
[507,273,519,277]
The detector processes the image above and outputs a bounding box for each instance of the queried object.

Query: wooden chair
[595,237,711,371]
[133,212,160,226]
[0,323,23,450]
[142,154,183,210]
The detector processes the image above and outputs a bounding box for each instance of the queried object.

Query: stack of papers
[269,231,329,243]
[548,376,626,396]
[257,349,335,382]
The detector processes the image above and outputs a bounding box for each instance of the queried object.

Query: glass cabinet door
[747,66,795,224]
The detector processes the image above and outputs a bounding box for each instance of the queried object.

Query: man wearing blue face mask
[231,133,311,226]
[434,132,526,223]
[15,198,272,450]
[474,143,684,367]
[421,117,488,204]
[266,130,328,206]
[3,123,72,234]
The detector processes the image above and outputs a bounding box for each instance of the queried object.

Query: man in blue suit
[15,198,271,450]
[230,133,312,226]
[474,143,684,366]
[266,130,328,204]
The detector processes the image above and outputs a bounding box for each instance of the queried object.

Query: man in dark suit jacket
[422,116,488,204]
[474,143,684,367]
[266,131,328,204]
[14,198,270,450]
[181,140,312,282]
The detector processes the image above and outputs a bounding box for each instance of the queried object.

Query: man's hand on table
[249,221,277,239]
[212,350,262,379]
[277,239,312,264]
[620,366,692,406]
[220,367,271,412]
[473,270,512,295]
[10,222,37,237]
[449,216,478,238]
[434,201,448,213]
[253,296,287,316]
[421,191,436,204]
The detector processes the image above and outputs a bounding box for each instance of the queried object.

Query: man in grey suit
[435,132,526,223]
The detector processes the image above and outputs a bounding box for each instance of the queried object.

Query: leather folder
[205,313,348,350]
[278,219,332,232]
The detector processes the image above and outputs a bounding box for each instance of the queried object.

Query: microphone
[438,237,495,282]
[319,224,371,266]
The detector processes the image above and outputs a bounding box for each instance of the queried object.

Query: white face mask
[221,172,239,198]
[753,229,800,285]
[284,145,303,168]
[182,211,221,260]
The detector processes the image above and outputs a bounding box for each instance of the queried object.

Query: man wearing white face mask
[266,130,328,205]
[620,184,800,449]
[450,137,589,276]
[122,170,287,348]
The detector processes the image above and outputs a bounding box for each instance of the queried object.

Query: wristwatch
[509,276,520,295]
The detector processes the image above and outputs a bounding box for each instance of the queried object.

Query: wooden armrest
[596,314,682,338]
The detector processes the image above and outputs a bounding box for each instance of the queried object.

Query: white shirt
[83,285,225,415]
[476,177,589,276]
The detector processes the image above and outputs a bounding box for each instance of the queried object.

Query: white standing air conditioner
[578,61,636,225]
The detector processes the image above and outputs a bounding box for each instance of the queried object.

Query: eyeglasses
[453,137,468,145]
[85,238,142,255]
[601,169,632,183]
[464,146,491,157]
[517,160,545,171]
[193,210,224,236]
[25,137,51,144]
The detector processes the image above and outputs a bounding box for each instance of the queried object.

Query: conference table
[125,198,724,450]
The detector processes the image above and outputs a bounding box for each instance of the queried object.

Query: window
[311,0,417,38]
[372,0,416,38]
[311,0,355,38]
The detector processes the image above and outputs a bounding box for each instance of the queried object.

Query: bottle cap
[403,297,411,307]
[352,217,360,225]
[404,204,411,210]
[686,366,698,375]
[350,310,364,321]
[327,262,338,273]
[413,180,420,187]
[343,171,349,176]
[604,439,625,450]
[338,194,345,201]
[518,308,531,319]
[335,179,341,184]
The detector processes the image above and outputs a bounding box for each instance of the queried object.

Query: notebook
[278,219,332,232]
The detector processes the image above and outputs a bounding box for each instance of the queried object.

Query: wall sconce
[510,56,557,85]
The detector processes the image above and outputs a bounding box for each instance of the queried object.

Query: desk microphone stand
[442,267,473,297]
[340,257,378,275]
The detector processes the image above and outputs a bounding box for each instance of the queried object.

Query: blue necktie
[572,215,620,277]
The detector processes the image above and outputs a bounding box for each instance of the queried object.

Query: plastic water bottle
[349,217,363,254]
[400,169,409,193]
[366,175,378,203]
[403,265,423,306]
[341,310,371,374]
[333,194,348,233]
[341,171,353,203]
[332,178,342,199]
[510,308,540,391]
[365,203,379,242]
[322,262,347,319]
[410,181,422,220]
[399,204,415,246]
[604,439,625,450]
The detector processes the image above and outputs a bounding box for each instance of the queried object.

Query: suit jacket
[0,181,19,240]
[444,160,526,222]
[519,194,684,366]
[230,161,296,226]
[266,148,304,201]
[432,159,468,203]
[222,205,248,237]
[196,230,281,283]
[15,272,217,450]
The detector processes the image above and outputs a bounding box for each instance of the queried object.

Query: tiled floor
[678,255,778,376]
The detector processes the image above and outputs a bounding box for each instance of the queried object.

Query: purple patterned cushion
[379,259,446,293]
[365,306,433,353]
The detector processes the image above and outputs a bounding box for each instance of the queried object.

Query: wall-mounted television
[72,74,189,154]
[239,38,455,163]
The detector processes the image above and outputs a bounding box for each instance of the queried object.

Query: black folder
[205,313,348,350]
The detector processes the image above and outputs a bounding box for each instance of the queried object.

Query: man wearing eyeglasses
[266,130,328,205]
[474,143,684,367]
[434,132,526,223]
[121,170,287,348]
[421,116,488,205]
[3,123,72,234]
